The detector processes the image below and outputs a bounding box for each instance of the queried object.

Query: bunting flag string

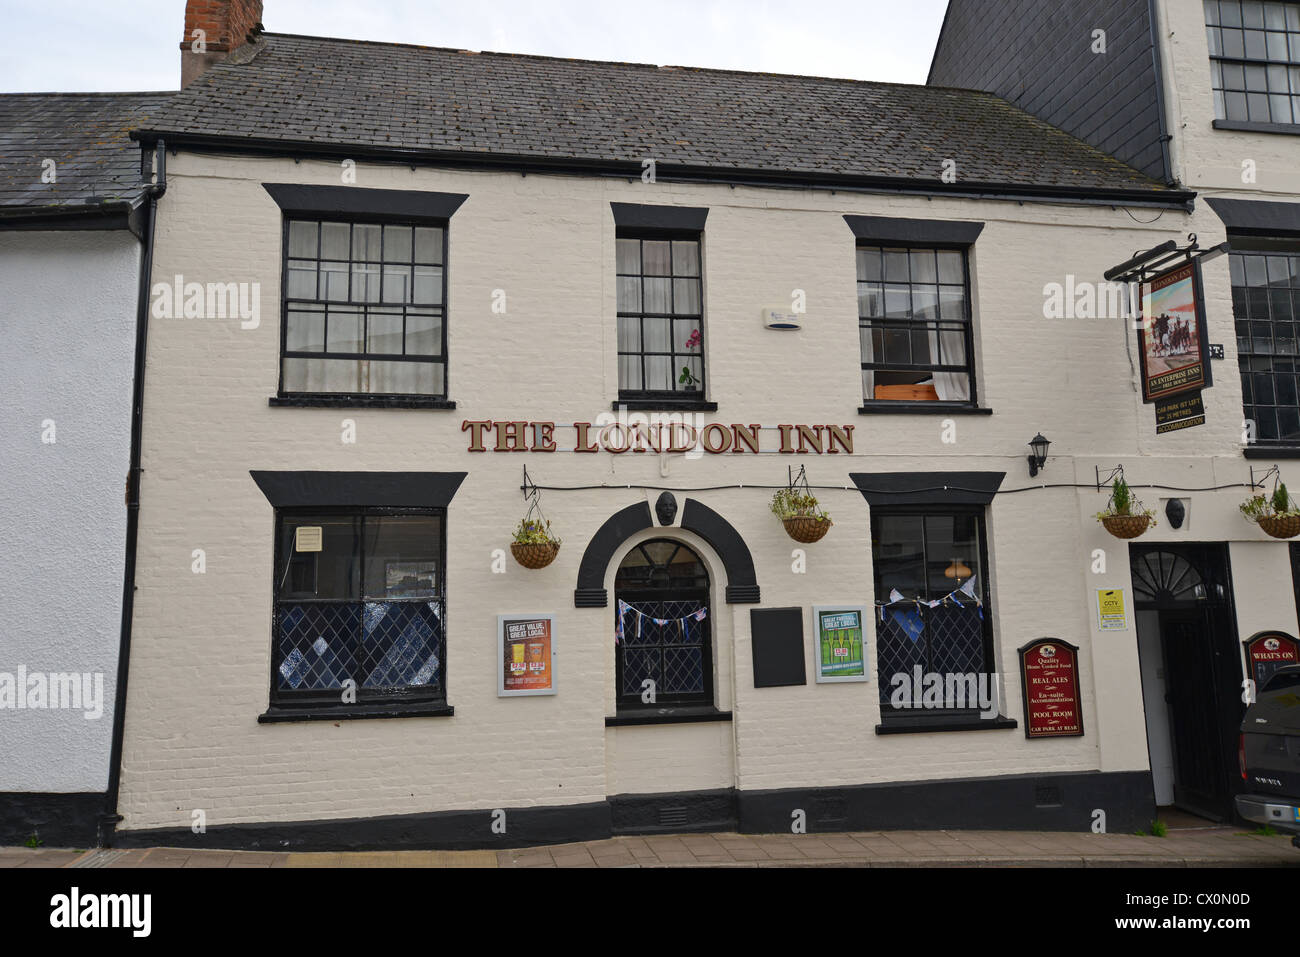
[875,576,983,622]
[616,600,708,644]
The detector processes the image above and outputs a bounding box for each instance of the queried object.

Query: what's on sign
[462,420,855,455]
[1243,631,1299,689]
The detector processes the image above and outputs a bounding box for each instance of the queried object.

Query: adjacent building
[0,91,169,845]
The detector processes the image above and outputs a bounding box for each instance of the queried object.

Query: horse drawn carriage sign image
[1137,260,1212,405]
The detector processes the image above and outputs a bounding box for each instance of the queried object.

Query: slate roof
[137,32,1182,200]
[0,92,171,214]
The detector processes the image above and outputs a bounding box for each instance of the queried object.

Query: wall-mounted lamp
[1027,433,1051,477]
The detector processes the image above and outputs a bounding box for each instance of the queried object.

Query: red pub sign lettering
[1018,639,1084,739]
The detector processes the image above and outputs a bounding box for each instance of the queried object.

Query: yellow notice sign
[1097,589,1127,631]
[295,526,323,552]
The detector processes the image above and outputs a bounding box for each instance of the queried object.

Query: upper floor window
[281,219,447,398]
[272,509,446,713]
[1232,245,1300,442]
[857,245,975,405]
[1206,0,1300,124]
[616,233,704,401]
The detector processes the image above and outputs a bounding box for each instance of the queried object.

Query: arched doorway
[1130,544,1242,822]
[614,539,712,710]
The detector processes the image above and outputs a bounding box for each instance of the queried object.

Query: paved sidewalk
[3,825,1297,868]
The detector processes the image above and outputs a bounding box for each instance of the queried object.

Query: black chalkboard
[750,607,806,688]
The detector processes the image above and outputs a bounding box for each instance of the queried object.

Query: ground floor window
[272,510,446,709]
[872,509,993,720]
[614,539,712,709]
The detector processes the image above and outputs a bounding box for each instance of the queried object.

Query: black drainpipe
[100,139,166,847]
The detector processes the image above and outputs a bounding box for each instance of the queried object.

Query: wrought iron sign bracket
[1104,233,1230,286]
[1095,464,1125,492]
[1249,463,1280,492]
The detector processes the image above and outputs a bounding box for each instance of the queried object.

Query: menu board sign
[497,615,556,696]
[1243,631,1300,691]
[1018,639,1083,738]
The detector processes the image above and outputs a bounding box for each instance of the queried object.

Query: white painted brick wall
[116,149,1299,831]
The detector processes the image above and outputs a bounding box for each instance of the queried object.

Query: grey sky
[3,0,950,93]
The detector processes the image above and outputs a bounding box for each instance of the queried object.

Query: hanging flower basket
[1100,514,1152,539]
[1241,479,1300,539]
[772,474,832,543]
[1256,515,1300,539]
[1095,473,1155,540]
[782,516,832,543]
[511,541,561,569]
[511,479,561,568]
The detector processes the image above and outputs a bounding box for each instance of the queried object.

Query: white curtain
[927,326,969,401]
[860,324,874,400]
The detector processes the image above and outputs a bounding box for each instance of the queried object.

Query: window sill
[1213,119,1300,136]
[605,706,732,727]
[1243,445,1300,459]
[269,395,456,410]
[258,702,454,723]
[613,398,718,413]
[875,714,1017,735]
[858,403,992,415]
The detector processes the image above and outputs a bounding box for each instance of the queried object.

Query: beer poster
[813,605,868,683]
[497,614,556,696]
[1018,639,1084,738]
[1137,261,1212,402]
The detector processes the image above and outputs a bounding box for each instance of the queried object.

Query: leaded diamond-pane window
[872,511,993,716]
[614,540,712,708]
[273,511,445,708]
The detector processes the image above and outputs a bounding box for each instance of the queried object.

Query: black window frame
[1230,237,1300,446]
[615,228,708,408]
[870,504,1003,731]
[265,505,449,719]
[856,241,980,413]
[276,213,451,403]
[1205,0,1300,128]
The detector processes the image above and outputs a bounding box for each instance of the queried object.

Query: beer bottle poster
[813,605,868,683]
[497,614,556,696]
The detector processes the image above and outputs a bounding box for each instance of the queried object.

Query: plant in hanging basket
[1240,481,1300,539]
[1095,475,1156,539]
[510,518,561,569]
[771,487,832,543]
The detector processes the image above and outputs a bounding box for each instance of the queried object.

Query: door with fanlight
[1130,545,1243,821]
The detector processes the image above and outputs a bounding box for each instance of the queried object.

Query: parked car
[1236,664,1300,848]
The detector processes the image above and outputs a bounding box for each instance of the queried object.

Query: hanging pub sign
[1154,391,1206,434]
[1018,638,1084,738]
[1138,261,1212,403]
[497,614,556,696]
[812,605,868,683]
[1243,631,1300,691]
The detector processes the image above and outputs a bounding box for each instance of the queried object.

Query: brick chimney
[180,0,264,88]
